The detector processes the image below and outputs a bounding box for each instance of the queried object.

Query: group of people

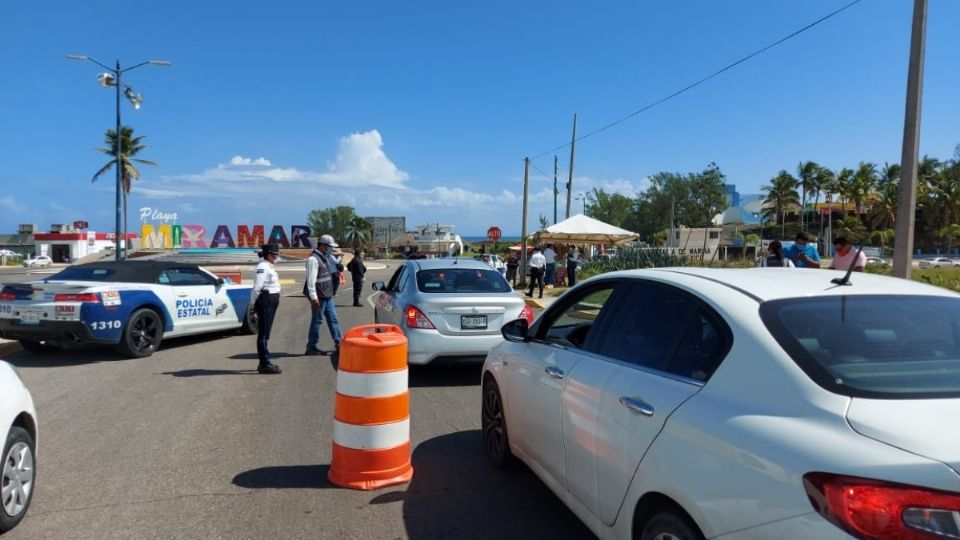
[248,235,368,375]
[524,244,581,298]
[759,231,866,272]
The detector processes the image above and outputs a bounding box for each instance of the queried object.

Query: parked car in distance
[865,256,889,266]
[0,361,37,534]
[372,259,532,365]
[21,256,51,268]
[474,254,507,275]
[919,257,960,269]
[482,267,960,539]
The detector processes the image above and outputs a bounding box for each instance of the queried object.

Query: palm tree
[835,215,866,244]
[813,166,835,239]
[761,170,800,237]
[796,161,820,231]
[92,126,157,249]
[849,162,878,218]
[833,167,855,216]
[342,216,372,250]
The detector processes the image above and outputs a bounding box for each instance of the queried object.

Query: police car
[0,261,256,358]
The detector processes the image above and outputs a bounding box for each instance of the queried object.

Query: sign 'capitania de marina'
[138,207,315,249]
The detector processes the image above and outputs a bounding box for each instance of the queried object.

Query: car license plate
[461,315,487,330]
[19,309,42,325]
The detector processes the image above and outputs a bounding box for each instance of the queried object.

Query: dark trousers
[255,292,280,365]
[351,276,364,305]
[527,267,544,297]
[506,266,518,286]
[567,262,577,287]
[545,263,555,287]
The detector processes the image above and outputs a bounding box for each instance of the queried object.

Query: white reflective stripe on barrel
[336,369,408,398]
[333,418,410,450]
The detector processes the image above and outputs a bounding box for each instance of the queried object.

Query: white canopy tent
[533,213,638,245]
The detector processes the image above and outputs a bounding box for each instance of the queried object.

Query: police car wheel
[115,308,163,358]
[239,308,257,335]
[17,340,61,354]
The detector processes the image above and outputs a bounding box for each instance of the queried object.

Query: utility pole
[565,113,577,219]
[553,155,558,224]
[520,157,531,288]
[893,0,927,279]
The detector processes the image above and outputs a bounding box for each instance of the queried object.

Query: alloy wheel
[2,441,33,517]
[131,312,161,354]
[482,384,505,458]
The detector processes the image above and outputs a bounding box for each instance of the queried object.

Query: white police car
[0,261,256,358]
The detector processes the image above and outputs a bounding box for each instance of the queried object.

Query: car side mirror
[216,277,225,286]
[501,318,530,343]
[372,281,385,291]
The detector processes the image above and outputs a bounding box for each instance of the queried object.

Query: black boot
[258,363,282,374]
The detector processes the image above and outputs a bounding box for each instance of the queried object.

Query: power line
[531,0,863,160]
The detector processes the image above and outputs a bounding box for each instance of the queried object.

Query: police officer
[347,249,367,307]
[304,234,343,355]
[249,244,282,374]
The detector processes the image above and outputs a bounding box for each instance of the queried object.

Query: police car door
[165,267,220,333]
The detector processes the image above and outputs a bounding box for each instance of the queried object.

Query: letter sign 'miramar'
[290,225,312,248]
[236,225,265,248]
[211,225,236,248]
[268,225,290,248]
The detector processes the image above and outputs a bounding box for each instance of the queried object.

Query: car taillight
[0,292,15,301]
[804,472,960,539]
[405,305,435,329]
[54,293,100,303]
[520,304,534,324]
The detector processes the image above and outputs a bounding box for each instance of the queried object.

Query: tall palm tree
[761,170,800,237]
[813,166,835,239]
[849,162,878,218]
[833,167,855,216]
[342,216,372,250]
[796,161,820,231]
[92,126,157,249]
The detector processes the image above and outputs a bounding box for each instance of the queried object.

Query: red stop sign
[487,226,502,241]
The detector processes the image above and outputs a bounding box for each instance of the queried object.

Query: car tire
[0,426,35,534]
[17,340,61,354]
[239,307,257,335]
[640,511,703,540]
[481,377,516,468]
[115,308,163,358]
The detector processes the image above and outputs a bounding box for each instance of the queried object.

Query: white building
[412,224,464,256]
[33,231,137,263]
[665,227,722,256]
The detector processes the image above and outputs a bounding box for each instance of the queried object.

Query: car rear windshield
[416,268,511,293]
[49,267,118,281]
[760,295,960,399]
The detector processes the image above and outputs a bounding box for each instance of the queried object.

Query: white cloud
[229,156,272,166]
[0,196,20,213]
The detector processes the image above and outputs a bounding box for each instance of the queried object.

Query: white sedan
[0,361,37,534]
[482,267,960,539]
[21,256,51,269]
[919,257,959,269]
[372,259,532,365]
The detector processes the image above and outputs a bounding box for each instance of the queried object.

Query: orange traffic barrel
[328,324,413,490]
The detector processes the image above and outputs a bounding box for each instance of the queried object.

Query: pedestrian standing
[566,245,581,287]
[543,244,556,288]
[783,232,822,268]
[526,246,546,299]
[758,240,795,268]
[304,234,343,355]
[505,252,519,287]
[347,249,367,307]
[249,244,282,374]
[829,237,866,272]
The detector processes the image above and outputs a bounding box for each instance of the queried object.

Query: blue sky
[1,0,958,236]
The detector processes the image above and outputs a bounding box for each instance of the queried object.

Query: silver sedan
[372,259,532,365]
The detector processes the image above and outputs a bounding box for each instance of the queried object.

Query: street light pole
[67,55,170,261]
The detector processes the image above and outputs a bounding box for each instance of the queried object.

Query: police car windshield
[49,267,118,281]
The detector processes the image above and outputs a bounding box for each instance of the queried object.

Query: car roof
[599,267,958,302]
[408,258,493,271]
[46,261,208,283]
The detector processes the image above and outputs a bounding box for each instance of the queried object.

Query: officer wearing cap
[304,234,343,355]
[250,244,282,374]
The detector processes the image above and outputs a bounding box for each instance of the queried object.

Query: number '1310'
[90,320,121,330]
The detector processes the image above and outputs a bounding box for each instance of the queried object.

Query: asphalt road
[2,263,593,540]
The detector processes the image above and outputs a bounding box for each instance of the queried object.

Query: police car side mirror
[216,277,225,287]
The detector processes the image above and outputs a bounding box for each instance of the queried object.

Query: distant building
[724,184,741,208]
[367,217,406,247]
[412,224,464,256]
[664,227,723,256]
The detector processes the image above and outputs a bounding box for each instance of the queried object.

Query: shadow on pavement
[162,368,259,377]
[228,352,302,360]
[401,430,593,539]
[4,348,114,368]
[232,464,333,489]
[408,364,482,388]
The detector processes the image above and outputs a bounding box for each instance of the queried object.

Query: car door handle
[545,366,564,379]
[619,396,655,416]
[176,293,189,298]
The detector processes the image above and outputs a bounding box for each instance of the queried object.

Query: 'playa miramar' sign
[139,207,314,249]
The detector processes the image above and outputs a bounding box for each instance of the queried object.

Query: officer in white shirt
[526,246,547,299]
[249,244,282,374]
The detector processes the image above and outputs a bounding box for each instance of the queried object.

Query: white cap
[319,234,338,247]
